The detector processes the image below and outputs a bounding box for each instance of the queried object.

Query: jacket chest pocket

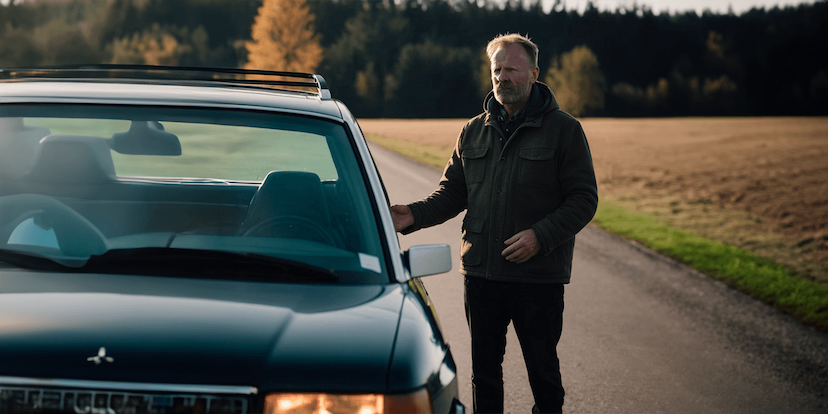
[517,147,556,187]
[462,146,489,184]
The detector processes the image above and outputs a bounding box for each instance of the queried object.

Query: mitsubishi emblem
[87,347,114,365]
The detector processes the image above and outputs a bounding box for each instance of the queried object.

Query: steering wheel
[240,215,338,246]
[0,194,109,256]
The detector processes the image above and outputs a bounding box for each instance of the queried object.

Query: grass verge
[366,133,828,333]
[593,203,828,332]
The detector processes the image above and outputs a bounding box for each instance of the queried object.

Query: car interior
[0,110,387,280]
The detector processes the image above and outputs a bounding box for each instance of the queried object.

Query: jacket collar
[484,82,559,127]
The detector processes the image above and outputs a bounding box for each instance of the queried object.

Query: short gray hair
[486,33,539,68]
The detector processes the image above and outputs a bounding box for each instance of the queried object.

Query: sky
[538,0,821,14]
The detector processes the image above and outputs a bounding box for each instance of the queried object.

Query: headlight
[264,388,432,414]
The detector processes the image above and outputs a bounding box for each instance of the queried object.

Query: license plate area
[0,385,250,414]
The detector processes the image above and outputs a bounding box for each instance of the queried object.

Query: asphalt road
[369,141,828,414]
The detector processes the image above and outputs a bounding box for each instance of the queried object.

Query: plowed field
[360,117,828,283]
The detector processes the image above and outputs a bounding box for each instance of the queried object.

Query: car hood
[0,270,404,392]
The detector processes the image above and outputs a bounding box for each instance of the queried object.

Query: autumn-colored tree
[244,0,323,73]
[544,45,606,117]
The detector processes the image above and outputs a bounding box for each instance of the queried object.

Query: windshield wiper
[0,247,338,283]
[87,248,339,282]
[0,248,85,270]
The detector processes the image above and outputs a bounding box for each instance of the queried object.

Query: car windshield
[0,104,388,284]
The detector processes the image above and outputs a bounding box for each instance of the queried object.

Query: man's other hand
[391,204,415,232]
[502,229,540,263]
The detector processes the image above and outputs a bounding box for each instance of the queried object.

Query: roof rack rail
[0,64,332,100]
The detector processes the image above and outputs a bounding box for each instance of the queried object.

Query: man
[391,33,598,413]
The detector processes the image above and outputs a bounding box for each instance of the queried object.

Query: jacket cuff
[531,223,555,256]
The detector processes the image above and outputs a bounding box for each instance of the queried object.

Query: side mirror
[405,244,452,278]
[110,121,181,156]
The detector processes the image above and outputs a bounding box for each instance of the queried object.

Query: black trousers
[464,276,565,414]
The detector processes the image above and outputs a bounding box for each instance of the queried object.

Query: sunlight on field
[359,119,467,150]
[582,117,828,280]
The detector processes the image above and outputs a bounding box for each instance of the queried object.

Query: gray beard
[496,90,525,106]
[495,84,529,106]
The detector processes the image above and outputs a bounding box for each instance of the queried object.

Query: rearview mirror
[110,121,181,156]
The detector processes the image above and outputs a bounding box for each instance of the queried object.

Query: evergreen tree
[244,0,323,73]
[385,41,479,118]
[0,0,823,116]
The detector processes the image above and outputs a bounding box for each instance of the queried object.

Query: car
[0,65,464,414]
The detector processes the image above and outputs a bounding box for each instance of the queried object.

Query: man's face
[491,43,539,107]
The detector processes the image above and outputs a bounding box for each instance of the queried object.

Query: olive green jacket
[403,83,598,283]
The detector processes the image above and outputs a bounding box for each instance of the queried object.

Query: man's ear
[531,66,540,83]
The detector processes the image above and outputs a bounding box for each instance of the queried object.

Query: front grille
[0,385,251,414]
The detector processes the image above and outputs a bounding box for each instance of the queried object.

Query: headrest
[243,170,331,227]
[25,135,116,185]
[0,119,50,179]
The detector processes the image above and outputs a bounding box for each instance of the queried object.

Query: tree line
[1,0,825,118]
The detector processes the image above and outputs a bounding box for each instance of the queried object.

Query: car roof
[0,65,344,121]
